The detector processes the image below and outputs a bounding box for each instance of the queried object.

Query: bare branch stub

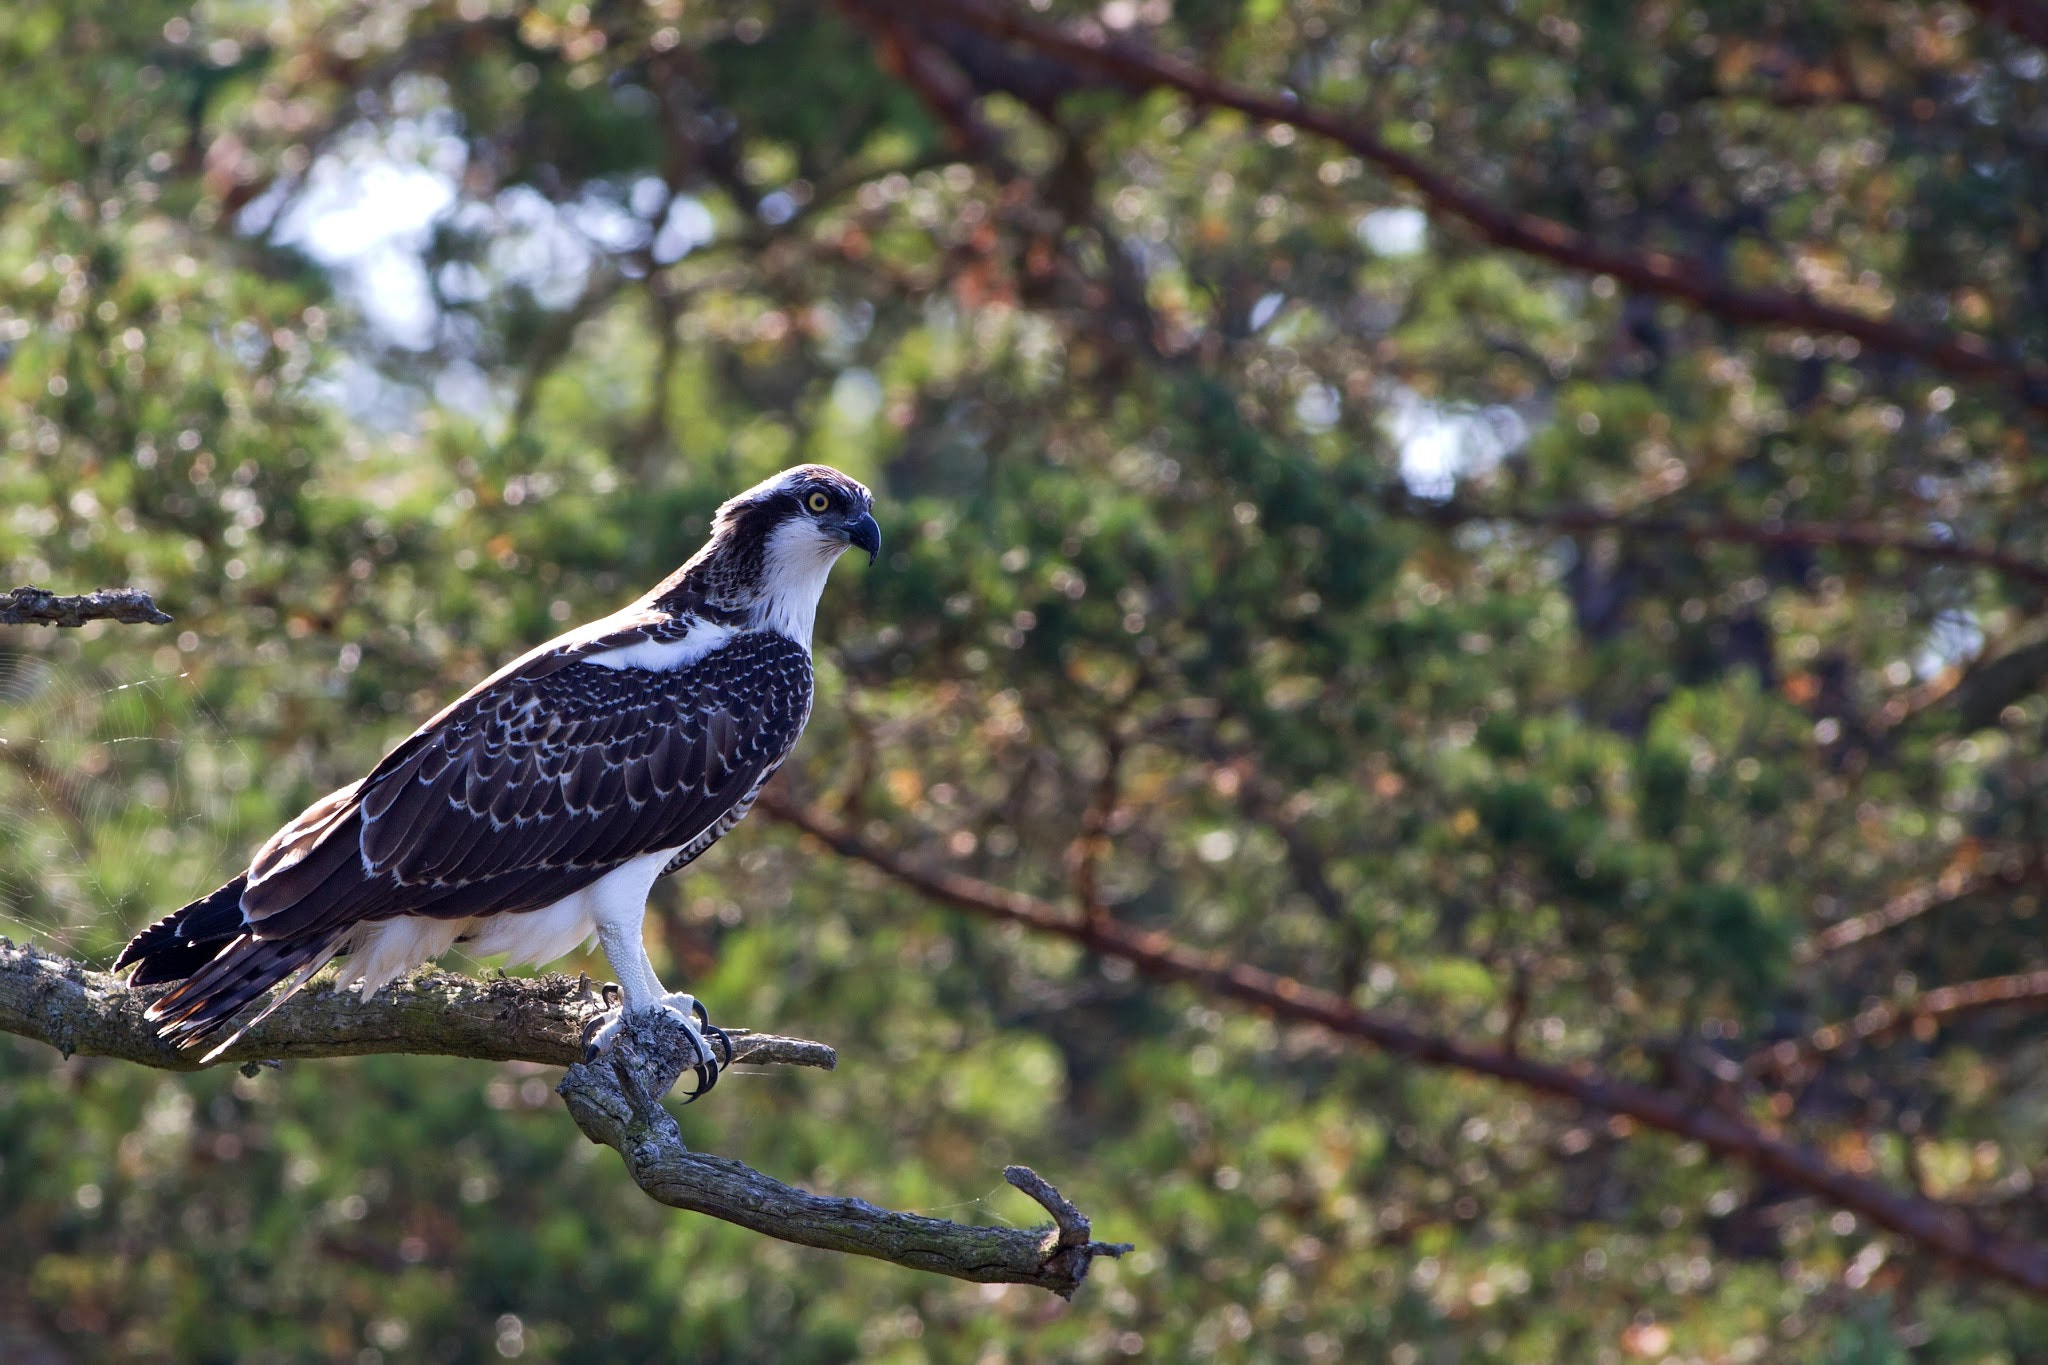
[555,1010,1129,1297]
[1004,1163,1134,1287]
[0,585,173,628]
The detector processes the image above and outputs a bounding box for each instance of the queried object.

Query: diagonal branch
[758,794,2048,1297]
[1797,850,2048,959]
[1752,968,2048,1077]
[0,940,1127,1297]
[1402,500,2048,591]
[0,586,173,628]
[899,0,2048,413]
[1962,0,2048,48]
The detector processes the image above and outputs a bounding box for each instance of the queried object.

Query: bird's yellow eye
[806,491,831,513]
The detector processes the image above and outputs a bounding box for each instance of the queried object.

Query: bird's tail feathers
[194,935,347,1063]
[145,928,345,1057]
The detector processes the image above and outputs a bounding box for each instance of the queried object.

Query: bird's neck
[655,523,845,653]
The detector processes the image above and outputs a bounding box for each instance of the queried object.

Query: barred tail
[117,877,344,1058]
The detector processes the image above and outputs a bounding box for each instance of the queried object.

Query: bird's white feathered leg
[582,848,729,1098]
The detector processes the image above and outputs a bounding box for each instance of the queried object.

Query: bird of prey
[116,463,880,1093]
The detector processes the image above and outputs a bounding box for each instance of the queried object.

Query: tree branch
[1962,0,2048,49]
[1402,500,2048,591]
[557,1010,1129,1297]
[759,795,2048,1297]
[899,0,2048,413]
[0,938,811,1070]
[1886,625,2048,735]
[1796,850,2048,959]
[0,586,173,628]
[0,940,1127,1297]
[1752,968,2048,1078]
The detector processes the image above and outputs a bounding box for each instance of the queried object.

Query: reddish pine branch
[759,794,2048,1297]
[1963,0,2048,48]
[1405,502,2048,590]
[893,0,2048,414]
[1797,851,2048,959]
[1753,969,2048,1078]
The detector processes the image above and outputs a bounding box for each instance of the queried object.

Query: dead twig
[0,586,172,629]
[556,1007,1128,1297]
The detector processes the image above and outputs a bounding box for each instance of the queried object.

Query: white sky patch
[1384,385,1528,499]
[1295,382,1340,433]
[562,189,650,256]
[280,156,456,264]
[1357,207,1428,257]
[304,351,426,433]
[830,368,884,424]
[467,186,602,311]
[1248,290,1285,332]
[1917,608,1984,679]
[260,121,465,350]
[252,114,1488,505]
[247,107,717,353]
[654,196,717,264]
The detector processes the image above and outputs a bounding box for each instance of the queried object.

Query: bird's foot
[580,988,733,1102]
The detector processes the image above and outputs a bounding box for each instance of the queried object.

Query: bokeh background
[5,1,2048,1359]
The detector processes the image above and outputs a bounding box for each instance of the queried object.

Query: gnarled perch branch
[0,940,1126,1298]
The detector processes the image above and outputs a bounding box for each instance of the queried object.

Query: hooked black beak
[845,510,881,565]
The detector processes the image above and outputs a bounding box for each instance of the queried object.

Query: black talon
[683,998,733,1066]
[580,1011,610,1064]
[704,1020,734,1068]
[579,985,627,1065]
[682,1053,720,1103]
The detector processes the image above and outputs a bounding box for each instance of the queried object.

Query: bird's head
[713,463,881,566]
[692,464,880,645]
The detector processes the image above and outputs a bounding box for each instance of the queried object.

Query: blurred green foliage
[4,0,2048,1360]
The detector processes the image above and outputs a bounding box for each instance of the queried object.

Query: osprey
[116,464,879,1093]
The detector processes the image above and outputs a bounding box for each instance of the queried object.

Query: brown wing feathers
[120,625,813,1050]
